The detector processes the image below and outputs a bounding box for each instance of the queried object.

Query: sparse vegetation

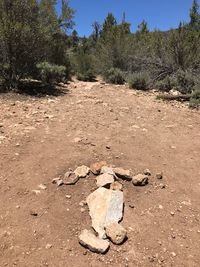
[190,83,200,108]
[128,73,149,90]
[0,0,199,105]
[103,68,125,84]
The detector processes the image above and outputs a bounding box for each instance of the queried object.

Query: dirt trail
[0,81,200,267]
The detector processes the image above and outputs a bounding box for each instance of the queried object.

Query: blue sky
[59,0,198,36]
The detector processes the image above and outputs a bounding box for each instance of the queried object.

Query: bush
[76,70,95,82]
[189,83,200,108]
[174,70,195,94]
[72,52,96,82]
[128,72,149,90]
[36,62,66,84]
[155,76,175,92]
[103,68,125,85]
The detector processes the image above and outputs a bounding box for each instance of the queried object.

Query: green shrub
[174,70,195,94]
[103,68,125,85]
[189,83,200,108]
[128,72,149,90]
[155,76,175,92]
[76,70,95,82]
[36,62,66,84]
[72,52,96,82]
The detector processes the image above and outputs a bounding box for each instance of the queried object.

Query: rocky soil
[0,80,200,267]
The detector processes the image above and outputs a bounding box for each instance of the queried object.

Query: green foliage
[36,62,66,84]
[155,77,174,92]
[190,83,200,107]
[174,70,196,94]
[0,0,74,89]
[103,68,125,84]
[73,51,96,82]
[128,73,149,90]
[76,70,95,82]
[0,0,41,87]
[190,0,200,30]
[137,20,149,34]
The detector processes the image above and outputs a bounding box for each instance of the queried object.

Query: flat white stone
[96,173,114,188]
[87,187,123,238]
[79,229,110,254]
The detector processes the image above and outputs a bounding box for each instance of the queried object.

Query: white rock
[96,173,114,188]
[38,184,47,190]
[87,187,123,239]
[74,165,90,178]
[101,166,116,177]
[52,177,64,186]
[79,229,110,254]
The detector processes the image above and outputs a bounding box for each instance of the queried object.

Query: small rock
[96,173,114,188]
[170,212,175,216]
[132,174,149,186]
[171,252,176,257]
[74,137,82,143]
[52,178,64,186]
[110,181,123,191]
[45,244,52,249]
[90,161,107,175]
[159,183,166,189]
[38,184,47,190]
[66,195,71,199]
[105,223,127,245]
[101,166,116,177]
[63,171,79,185]
[156,172,163,180]
[74,165,90,178]
[79,229,110,254]
[32,190,41,195]
[80,208,86,213]
[79,200,87,207]
[143,169,151,176]
[30,211,38,216]
[113,167,132,181]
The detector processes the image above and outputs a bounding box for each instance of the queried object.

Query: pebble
[105,223,127,245]
[156,172,163,180]
[132,174,149,186]
[38,184,47,190]
[45,244,52,249]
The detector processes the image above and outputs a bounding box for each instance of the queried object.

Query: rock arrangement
[52,162,158,254]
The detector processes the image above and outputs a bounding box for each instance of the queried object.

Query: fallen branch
[157,94,191,102]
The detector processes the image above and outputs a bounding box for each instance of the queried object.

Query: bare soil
[0,80,200,267]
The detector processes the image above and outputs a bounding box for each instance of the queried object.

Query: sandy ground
[0,80,200,267]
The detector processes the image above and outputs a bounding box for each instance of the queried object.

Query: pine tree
[101,13,117,39]
[137,20,149,34]
[190,0,200,30]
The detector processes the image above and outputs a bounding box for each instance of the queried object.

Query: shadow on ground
[0,80,69,98]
